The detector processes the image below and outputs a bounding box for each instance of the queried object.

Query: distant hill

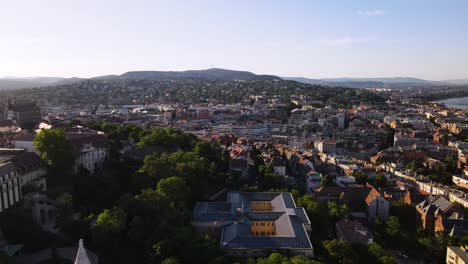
[90,75,119,81]
[444,79,468,85]
[283,77,329,85]
[0,77,68,90]
[3,70,464,90]
[116,68,279,81]
[283,76,453,89]
[0,69,278,90]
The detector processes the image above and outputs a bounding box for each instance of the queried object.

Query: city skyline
[1,0,468,80]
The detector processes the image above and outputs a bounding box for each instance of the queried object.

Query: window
[255,222,259,226]
[261,232,265,236]
[261,222,265,226]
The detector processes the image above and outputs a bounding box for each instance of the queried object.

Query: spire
[75,239,92,264]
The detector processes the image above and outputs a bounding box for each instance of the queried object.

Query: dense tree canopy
[33,128,74,176]
[323,239,356,264]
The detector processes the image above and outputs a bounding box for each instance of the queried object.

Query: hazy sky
[1,0,467,80]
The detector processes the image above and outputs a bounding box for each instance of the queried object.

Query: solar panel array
[226,236,310,249]
[246,212,283,221]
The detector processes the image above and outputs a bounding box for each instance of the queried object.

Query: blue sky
[1,0,467,80]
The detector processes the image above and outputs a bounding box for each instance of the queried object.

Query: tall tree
[157,176,189,207]
[33,128,74,177]
[323,239,356,264]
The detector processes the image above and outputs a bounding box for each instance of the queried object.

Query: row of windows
[253,231,276,236]
[82,151,105,159]
[253,222,275,227]
[251,202,270,206]
[0,172,18,183]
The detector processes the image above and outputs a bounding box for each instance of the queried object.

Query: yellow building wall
[250,201,272,211]
[250,221,276,236]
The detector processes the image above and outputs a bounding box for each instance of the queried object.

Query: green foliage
[161,257,180,264]
[417,231,450,262]
[139,151,218,200]
[296,195,331,245]
[72,159,133,212]
[367,243,395,264]
[352,171,368,184]
[389,202,417,231]
[323,239,356,264]
[0,208,40,244]
[327,201,349,221]
[33,128,74,177]
[321,175,335,186]
[352,172,387,188]
[55,192,88,240]
[157,176,189,207]
[373,173,388,188]
[258,165,283,189]
[139,128,196,150]
[256,252,319,264]
[95,207,127,234]
[92,207,128,261]
[445,155,458,174]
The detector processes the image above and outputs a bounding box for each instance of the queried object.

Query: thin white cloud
[319,36,375,47]
[357,9,385,16]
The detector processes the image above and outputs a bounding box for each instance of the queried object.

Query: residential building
[67,130,109,174]
[317,139,337,154]
[11,151,47,191]
[314,185,390,221]
[0,159,21,213]
[365,188,390,221]
[267,156,287,176]
[23,192,56,230]
[452,175,468,189]
[0,149,47,214]
[446,245,468,264]
[405,188,430,205]
[229,145,250,178]
[435,215,468,238]
[5,99,42,128]
[12,130,35,152]
[0,120,19,133]
[192,192,314,257]
[416,195,464,232]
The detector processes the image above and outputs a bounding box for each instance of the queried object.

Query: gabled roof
[336,219,373,245]
[0,120,16,128]
[417,195,458,216]
[406,188,430,204]
[0,161,15,176]
[365,188,383,205]
[66,132,109,157]
[447,246,468,263]
[13,130,34,141]
[11,151,44,175]
[443,219,468,238]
